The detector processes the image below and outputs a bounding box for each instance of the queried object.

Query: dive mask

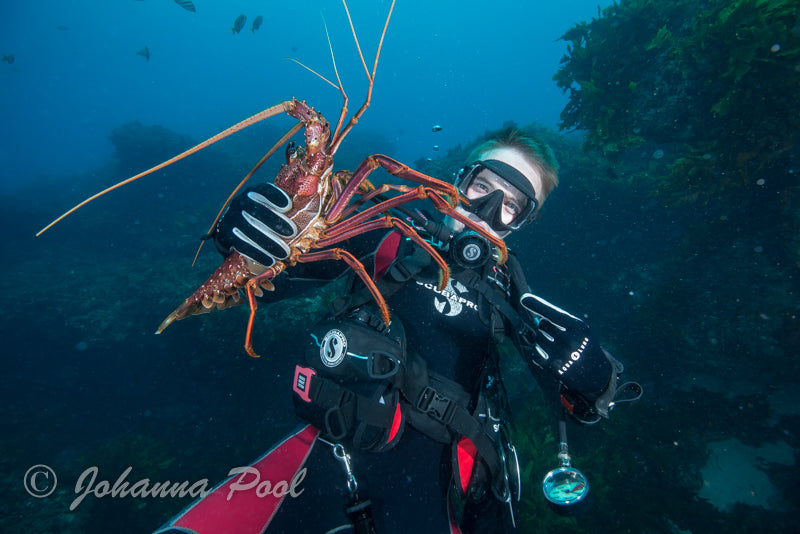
[454,159,539,232]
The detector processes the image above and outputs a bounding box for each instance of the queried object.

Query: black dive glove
[519,293,632,424]
[214,183,298,266]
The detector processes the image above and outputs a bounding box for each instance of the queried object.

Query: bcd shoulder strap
[329,236,434,317]
[448,254,528,343]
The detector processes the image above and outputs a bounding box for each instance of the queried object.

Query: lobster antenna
[284,11,346,97]
[36,102,292,237]
[323,11,350,144]
[341,0,371,83]
[329,0,395,155]
[284,58,339,91]
[322,12,346,94]
[370,0,395,81]
[191,121,303,266]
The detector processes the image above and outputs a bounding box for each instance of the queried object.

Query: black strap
[305,372,398,441]
[449,264,525,334]
[418,383,503,489]
[400,358,505,496]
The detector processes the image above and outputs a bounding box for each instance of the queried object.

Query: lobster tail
[155,252,267,334]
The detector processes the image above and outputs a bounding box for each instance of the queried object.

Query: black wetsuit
[263,228,519,534]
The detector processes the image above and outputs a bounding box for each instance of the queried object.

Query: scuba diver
[155,128,640,534]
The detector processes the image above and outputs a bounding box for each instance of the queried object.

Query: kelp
[553,0,800,292]
[554,0,799,179]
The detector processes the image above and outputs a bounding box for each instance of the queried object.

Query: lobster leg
[315,215,450,289]
[242,268,278,359]
[322,153,508,260]
[327,183,508,264]
[336,182,420,219]
[240,249,381,358]
[328,154,459,222]
[298,249,387,317]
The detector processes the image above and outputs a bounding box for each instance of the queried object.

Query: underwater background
[1,0,798,532]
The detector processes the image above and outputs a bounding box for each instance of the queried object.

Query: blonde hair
[467,128,559,201]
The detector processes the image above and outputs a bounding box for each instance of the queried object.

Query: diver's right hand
[214,183,298,267]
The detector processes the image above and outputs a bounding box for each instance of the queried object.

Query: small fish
[432,124,442,132]
[432,145,440,151]
[174,0,196,12]
[252,15,263,33]
[136,46,151,61]
[232,14,247,34]
[2,54,15,64]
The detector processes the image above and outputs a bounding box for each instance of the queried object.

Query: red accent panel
[293,366,316,403]
[388,402,403,442]
[456,437,477,495]
[373,231,402,280]
[560,393,575,414]
[160,425,320,534]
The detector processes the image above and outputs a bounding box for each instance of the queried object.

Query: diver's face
[449,147,544,239]
[463,170,529,226]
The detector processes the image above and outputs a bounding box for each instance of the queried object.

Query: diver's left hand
[519,293,609,393]
[519,293,642,423]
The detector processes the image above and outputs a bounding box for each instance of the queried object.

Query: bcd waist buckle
[416,386,455,424]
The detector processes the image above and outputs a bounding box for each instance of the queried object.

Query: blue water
[0,0,607,192]
[3,1,798,533]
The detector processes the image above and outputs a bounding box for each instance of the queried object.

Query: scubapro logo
[417,279,477,316]
[320,329,347,368]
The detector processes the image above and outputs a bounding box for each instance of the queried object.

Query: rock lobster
[37,0,506,358]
